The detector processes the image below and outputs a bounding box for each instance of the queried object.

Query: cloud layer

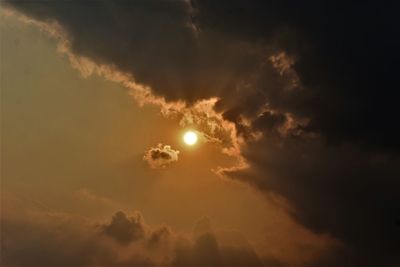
[1,211,266,267]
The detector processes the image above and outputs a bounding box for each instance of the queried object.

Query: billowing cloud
[2,0,400,266]
[144,144,180,169]
[0,210,271,267]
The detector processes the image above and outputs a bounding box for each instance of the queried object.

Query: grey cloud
[2,0,267,104]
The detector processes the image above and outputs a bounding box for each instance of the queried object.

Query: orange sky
[0,13,338,266]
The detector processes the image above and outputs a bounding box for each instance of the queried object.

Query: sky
[0,1,399,267]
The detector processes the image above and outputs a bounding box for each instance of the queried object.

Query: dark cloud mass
[3,0,400,266]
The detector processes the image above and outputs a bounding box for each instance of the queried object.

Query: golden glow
[183,131,198,146]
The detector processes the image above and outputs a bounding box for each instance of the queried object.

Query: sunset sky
[1,1,399,267]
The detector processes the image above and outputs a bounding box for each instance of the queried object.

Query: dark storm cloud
[192,2,400,265]
[3,1,399,150]
[2,0,268,103]
[194,0,400,151]
[3,0,400,266]
[225,135,400,266]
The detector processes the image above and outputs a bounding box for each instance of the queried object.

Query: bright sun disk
[183,131,198,146]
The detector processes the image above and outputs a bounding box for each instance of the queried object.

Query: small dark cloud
[102,211,145,245]
[144,144,180,169]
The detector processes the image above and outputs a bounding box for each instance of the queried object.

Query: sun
[183,131,198,146]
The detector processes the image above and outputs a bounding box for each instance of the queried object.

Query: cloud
[147,225,172,250]
[193,1,400,151]
[1,212,124,266]
[0,210,271,267]
[223,135,400,266]
[0,5,245,167]
[74,188,120,209]
[101,211,146,245]
[2,1,400,265]
[2,1,399,149]
[144,144,180,169]
[172,217,264,267]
